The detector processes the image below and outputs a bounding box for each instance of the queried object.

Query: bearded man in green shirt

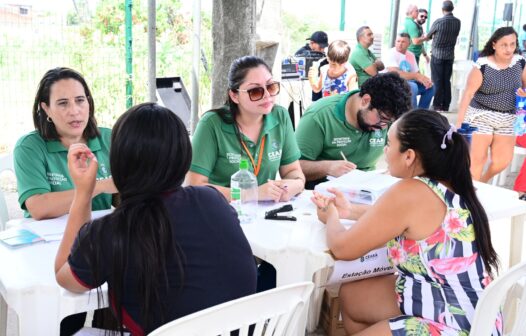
[296,73,412,189]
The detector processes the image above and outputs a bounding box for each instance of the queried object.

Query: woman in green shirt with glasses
[187,56,305,202]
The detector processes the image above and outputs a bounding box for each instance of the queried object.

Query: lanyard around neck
[240,135,266,176]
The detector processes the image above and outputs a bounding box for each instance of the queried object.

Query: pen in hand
[340,151,347,161]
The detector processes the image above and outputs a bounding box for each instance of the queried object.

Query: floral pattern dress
[387,178,502,336]
[320,63,356,97]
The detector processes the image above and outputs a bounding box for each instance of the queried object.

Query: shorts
[464,106,516,136]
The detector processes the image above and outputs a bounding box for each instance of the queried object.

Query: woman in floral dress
[313,109,501,335]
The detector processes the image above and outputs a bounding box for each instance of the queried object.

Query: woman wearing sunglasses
[187,55,305,203]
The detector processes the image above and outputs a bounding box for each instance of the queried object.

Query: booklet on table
[315,169,399,204]
[0,227,45,248]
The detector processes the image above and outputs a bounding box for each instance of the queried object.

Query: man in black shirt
[295,31,329,102]
[295,31,328,57]
[424,0,461,112]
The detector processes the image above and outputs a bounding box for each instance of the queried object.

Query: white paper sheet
[22,209,113,241]
[315,170,399,204]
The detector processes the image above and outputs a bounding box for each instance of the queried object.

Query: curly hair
[359,72,412,119]
[479,27,519,57]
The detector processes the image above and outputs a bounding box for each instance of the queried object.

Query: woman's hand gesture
[311,191,339,224]
[312,188,353,219]
[67,143,98,196]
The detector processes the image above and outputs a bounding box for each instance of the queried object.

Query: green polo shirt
[14,128,113,217]
[350,43,377,87]
[404,17,423,58]
[190,105,301,187]
[295,90,387,171]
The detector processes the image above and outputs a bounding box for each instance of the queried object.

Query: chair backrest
[471,261,526,335]
[148,281,314,336]
[0,153,15,230]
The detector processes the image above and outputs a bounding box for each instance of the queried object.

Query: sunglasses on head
[237,82,281,101]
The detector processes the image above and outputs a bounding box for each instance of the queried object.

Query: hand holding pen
[259,179,289,202]
[327,151,357,178]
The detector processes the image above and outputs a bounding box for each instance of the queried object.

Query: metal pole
[389,0,400,48]
[148,0,157,102]
[339,0,345,31]
[512,0,518,28]
[190,0,201,134]
[491,0,497,33]
[125,0,133,108]
[467,0,478,60]
[426,0,432,32]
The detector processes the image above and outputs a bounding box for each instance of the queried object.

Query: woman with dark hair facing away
[54,103,257,335]
[187,55,305,202]
[457,27,526,183]
[313,110,501,335]
[14,67,117,220]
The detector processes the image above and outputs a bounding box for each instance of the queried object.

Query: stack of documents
[314,170,399,204]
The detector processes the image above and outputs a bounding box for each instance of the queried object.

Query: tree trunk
[211,0,256,108]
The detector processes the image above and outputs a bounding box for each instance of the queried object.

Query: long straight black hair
[396,109,499,276]
[80,103,191,334]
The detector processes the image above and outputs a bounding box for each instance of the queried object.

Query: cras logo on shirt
[267,140,282,162]
[268,150,282,162]
[369,130,385,147]
[98,162,109,177]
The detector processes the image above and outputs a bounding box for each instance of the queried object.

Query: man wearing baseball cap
[295,31,328,56]
[295,31,329,102]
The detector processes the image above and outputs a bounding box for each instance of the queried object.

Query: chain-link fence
[0,1,212,152]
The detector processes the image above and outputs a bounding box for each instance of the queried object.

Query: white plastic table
[1,182,526,335]
[0,234,107,336]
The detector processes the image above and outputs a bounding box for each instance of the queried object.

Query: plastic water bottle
[230,159,258,224]
[458,122,478,146]
[514,92,526,135]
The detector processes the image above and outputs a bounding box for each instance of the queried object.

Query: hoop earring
[46,116,53,123]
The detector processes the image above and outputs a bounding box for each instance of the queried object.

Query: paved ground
[0,111,521,335]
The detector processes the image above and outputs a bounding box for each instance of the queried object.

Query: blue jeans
[408,80,435,109]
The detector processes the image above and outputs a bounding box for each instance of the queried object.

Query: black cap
[442,0,454,12]
[307,31,328,48]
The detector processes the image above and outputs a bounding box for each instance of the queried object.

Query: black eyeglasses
[419,15,428,19]
[375,112,395,127]
[237,82,280,101]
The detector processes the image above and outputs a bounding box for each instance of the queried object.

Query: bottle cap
[239,159,249,170]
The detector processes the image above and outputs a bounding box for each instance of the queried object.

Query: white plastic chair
[148,281,314,336]
[0,153,15,230]
[471,261,526,335]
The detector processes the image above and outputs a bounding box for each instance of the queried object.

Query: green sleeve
[278,107,301,166]
[406,21,420,40]
[14,138,50,210]
[295,114,324,161]
[189,114,218,178]
[351,49,375,71]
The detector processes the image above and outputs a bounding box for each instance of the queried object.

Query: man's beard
[357,108,382,132]
[417,19,426,25]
